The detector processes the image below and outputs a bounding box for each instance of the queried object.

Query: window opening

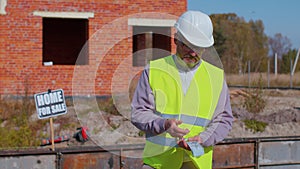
[43,18,89,65]
[132,26,171,67]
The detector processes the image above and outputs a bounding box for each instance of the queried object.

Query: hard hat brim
[176,26,214,48]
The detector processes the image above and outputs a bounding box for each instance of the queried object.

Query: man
[131,10,233,169]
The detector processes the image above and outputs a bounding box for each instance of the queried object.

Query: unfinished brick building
[0,0,186,96]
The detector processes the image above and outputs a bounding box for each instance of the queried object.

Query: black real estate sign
[34,89,67,119]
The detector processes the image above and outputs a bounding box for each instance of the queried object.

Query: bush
[243,89,266,113]
[243,75,267,113]
[241,75,268,133]
[243,119,268,133]
[0,96,44,148]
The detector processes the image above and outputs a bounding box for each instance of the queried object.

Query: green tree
[210,13,269,73]
[281,49,299,73]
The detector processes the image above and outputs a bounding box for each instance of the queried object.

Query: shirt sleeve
[199,80,234,147]
[131,66,166,135]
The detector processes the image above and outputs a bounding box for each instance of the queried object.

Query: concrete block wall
[1,137,300,168]
[0,0,186,96]
[0,155,56,169]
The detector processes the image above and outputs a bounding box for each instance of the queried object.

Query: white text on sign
[34,89,67,119]
[36,91,63,106]
[37,103,67,117]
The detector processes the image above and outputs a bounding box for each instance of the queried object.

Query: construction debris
[41,135,70,146]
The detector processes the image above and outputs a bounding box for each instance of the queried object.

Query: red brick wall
[0,0,186,96]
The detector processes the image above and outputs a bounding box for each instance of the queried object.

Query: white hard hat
[174,11,214,48]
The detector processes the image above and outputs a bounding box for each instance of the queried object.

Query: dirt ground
[52,88,300,147]
[227,88,300,138]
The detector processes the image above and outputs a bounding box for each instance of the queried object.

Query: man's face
[175,33,204,68]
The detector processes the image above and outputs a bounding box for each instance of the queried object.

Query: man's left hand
[187,135,202,144]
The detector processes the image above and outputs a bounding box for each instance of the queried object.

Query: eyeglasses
[177,40,204,54]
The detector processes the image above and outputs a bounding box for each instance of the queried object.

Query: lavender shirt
[131,55,233,147]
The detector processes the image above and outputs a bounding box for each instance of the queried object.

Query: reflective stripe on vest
[146,133,178,147]
[143,55,224,169]
[160,114,211,128]
[146,114,210,147]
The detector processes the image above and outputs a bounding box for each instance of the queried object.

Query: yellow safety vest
[143,55,224,169]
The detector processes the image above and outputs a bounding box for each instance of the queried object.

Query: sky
[187,0,300,49]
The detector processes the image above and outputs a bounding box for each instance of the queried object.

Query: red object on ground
[41,135,70,146]
[73,126,90,143]
[81,126,89,141]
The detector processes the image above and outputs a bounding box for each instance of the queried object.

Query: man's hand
[187,135,202,144]
[177,138,191,150]
[164,119,189,138]
[177,136,203,151]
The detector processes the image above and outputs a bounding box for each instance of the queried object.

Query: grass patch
[0,96,46,148]
[243,119,268,133]
[138,131,145,137]
[96,97,120,116]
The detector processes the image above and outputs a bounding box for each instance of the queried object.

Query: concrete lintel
[0,0,7,15]
[33,11,94,19]
[128,18,176,27]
